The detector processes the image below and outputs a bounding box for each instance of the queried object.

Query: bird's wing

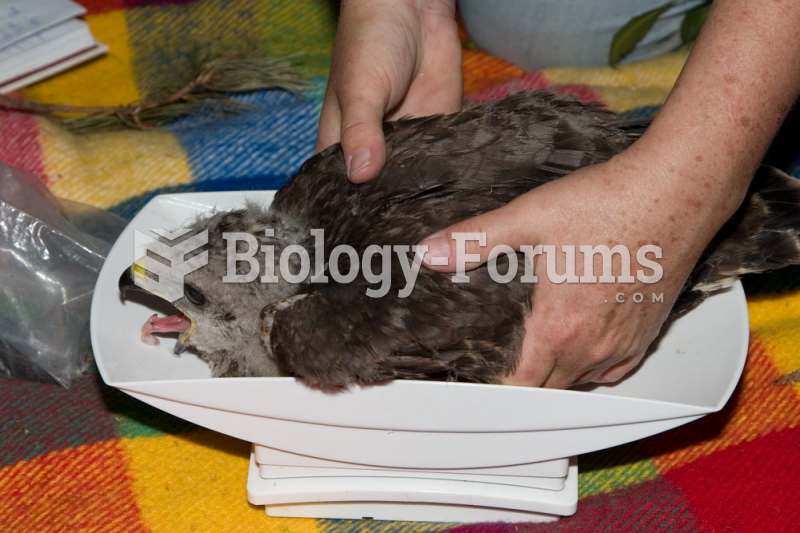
[383,90,637,187]
[675,166,800,314]
[271,91,642,239]
[260,267,530,388]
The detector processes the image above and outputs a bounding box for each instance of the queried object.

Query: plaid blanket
[2,1,800,531]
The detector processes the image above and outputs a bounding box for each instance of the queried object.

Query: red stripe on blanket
[665,426,800,532]
[75,0,126,15]
[465,71,550,104]
[645,337,800,473]
[0,109,47,184]
[75,0,202,14]
[462,48,526,98]
[465,72,604,106]
[547,84,605,105]
[443,477,698,532]
[123,0,205,7]
[0,376,119,469]
[0,440,146,532]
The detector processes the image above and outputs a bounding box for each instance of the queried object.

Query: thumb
[418,203,532,273]
[338,86,389,183]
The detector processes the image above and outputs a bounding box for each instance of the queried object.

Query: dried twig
[0,54,310,133]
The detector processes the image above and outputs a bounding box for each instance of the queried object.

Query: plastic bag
[0,162,126,387]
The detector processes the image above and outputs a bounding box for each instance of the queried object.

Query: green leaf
[681,3,711,44]
[609,2,675,67]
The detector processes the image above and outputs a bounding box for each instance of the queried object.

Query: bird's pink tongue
[141,313,191,346]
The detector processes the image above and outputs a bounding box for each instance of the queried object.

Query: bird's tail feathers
[615,117,652,140]
[693,166,800,292]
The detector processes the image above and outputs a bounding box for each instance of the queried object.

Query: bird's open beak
[119,260,173,302]
[119,267,149,298]
[119,265,195,353]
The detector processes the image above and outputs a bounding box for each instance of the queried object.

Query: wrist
[619,126,751,226]
[414,0,457,13]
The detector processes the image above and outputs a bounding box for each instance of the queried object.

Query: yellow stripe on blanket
[120,430,319,533]
[591,86,673,114]
[39,119,192,209]
[748,291,800,393]
[544,50,689,112]
[22,11,139,108]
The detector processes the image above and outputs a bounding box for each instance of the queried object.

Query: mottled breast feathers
[260,91,647,386]
[248,90,800,387]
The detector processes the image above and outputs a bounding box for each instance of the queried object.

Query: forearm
[628,0,800,229]
[320,0,460,180]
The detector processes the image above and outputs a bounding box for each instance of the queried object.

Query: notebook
[0,0,108,93]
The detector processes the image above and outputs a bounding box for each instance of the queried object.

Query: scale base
[247,449,578,523]
[264,501,562,523]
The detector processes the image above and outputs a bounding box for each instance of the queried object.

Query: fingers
[387,9,463,120]
[596,353,646,383]
[501,279,652,389]
[499,320,557,387]
[541,351,646,389]
[542,361,602,390]
[315,86,342,154]
[316,63,390,182]
[418,199,533,272]
[502,328,648,389]
[337,83,389,183]
[316,0,462,183]
[316,0,417,182]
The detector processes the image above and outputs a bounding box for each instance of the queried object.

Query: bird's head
[118,205,308,377]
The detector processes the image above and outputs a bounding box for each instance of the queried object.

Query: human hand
[418,150,739,388]
[316,0,462,182]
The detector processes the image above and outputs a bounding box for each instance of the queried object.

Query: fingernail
[347,148,371,178]
[420,234,451,266]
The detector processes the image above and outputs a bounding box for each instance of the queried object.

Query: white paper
[0,43,107,93]
[0,0,86,51]
[0,19,96,85]
[0,18,87,63]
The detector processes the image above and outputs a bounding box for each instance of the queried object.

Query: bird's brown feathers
[261,257,530,387]
[143,91,800,386]
[259,91,644,386]
[260,92,800,386]
[673,166,800,314]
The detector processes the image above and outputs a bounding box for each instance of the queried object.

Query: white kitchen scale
[91,192,749,523]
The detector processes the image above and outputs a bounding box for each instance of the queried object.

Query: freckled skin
[124,92,800,387]
[685,199,704,209]
[310,0,800,387]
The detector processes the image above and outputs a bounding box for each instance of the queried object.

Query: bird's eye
[185,285,206,306]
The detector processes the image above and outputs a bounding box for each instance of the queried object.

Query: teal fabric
[458,0,706,70]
